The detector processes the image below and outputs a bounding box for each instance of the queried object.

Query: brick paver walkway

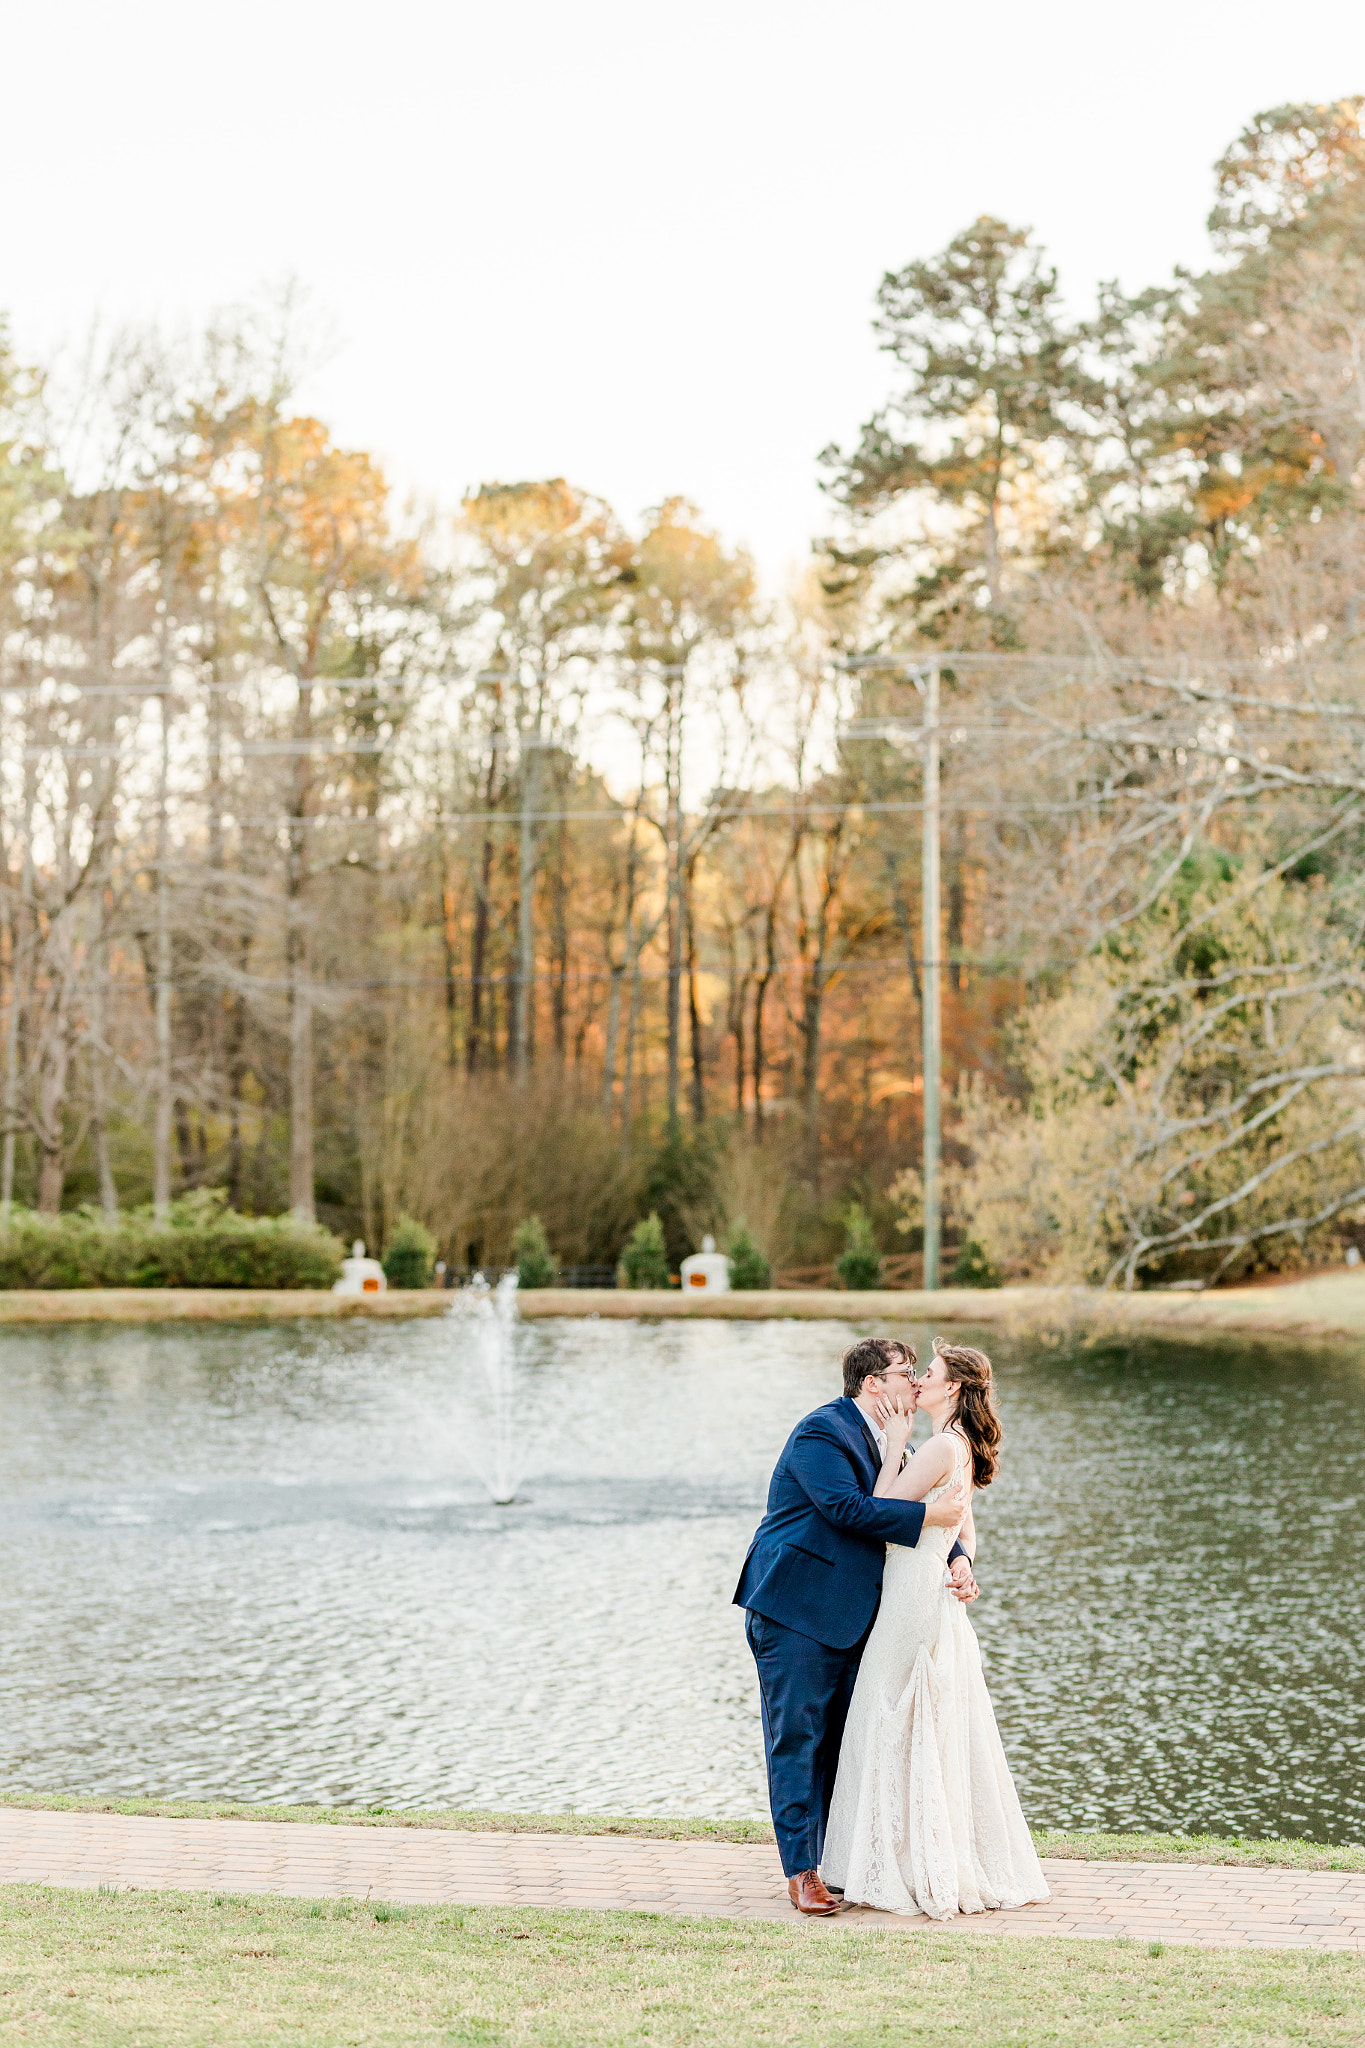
[1,1809,1362,1950]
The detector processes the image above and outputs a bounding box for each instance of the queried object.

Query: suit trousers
[745,1607,869,1878]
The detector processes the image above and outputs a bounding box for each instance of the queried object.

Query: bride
[821,1340,1049,1920]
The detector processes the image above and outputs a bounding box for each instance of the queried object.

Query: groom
[734,1336,976,1915]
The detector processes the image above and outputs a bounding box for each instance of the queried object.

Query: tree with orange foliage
[621,498,755,1125]
[249,410,425,1219]
[459,480,630,1075]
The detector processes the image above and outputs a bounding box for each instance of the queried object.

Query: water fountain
[446,1271,522,1503]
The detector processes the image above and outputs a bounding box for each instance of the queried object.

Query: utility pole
[153,691,173,1222]
[514,708,541,1077]
[665,666,684,1129]
[920,659,942,1290]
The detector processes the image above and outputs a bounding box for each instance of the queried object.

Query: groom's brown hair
[841,1336,916,1399]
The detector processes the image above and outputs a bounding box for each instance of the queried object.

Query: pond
[1,1312,1362,1843]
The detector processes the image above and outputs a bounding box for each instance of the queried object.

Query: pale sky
[7,2,1365,584]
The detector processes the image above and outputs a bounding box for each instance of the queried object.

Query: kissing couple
[734,1334,1049,1919]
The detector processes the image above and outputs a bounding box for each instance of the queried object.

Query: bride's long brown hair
[933,1341,1002,1488]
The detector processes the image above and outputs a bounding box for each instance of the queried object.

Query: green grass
[0,1793,772,1845]
[3,1793,1362,1870]
[1033,1829,1365,1872]
[2,1885,1362,2048]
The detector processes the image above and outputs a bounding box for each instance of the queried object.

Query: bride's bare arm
[873,1430,955,1502]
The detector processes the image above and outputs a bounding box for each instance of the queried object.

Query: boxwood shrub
[381,1215,438,1290]
[0,1204,345,1289]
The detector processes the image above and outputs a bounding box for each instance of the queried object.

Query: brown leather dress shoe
[788,1869,841,1916]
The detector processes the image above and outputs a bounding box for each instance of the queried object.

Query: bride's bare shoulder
[916,1432,957,1475]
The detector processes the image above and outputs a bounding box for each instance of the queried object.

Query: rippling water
[1,1312,1362,1841]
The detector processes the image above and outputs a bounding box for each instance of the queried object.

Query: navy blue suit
[734,1396,959,1877]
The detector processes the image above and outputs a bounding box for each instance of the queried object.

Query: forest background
[7,97,1365,1290]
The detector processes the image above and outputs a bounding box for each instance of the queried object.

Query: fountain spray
[447,1271,522,1503]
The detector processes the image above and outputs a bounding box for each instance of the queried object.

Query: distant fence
[771,1252,944,1290]
[441,1254,952,1292]
[442,1265,618,1290]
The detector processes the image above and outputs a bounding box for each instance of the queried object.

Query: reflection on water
[1,1314,1362,1841]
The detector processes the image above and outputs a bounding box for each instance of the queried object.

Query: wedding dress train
[821,1437,1050,1919]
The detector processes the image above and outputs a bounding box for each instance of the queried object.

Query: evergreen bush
[726,1219,771,1290]
[512,1215,560,1289]
[381,1215,438,1289]
[0,1203,345,1289]
[619,1213,671,1289]
[645,1126,721,1272]
[950,1237,1003,1288]
[836,1203,883,1290]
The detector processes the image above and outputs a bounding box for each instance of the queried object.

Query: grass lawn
[2,1885,1363,2048]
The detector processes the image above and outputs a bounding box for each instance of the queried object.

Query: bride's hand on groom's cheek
[873,1393,915,1435]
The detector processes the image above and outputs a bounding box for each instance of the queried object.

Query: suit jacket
[734,1396,949,1651]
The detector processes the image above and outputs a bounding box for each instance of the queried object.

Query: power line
[7,650,1365,705]
[77,951,1020,997]
[75,793,1204,832]
[15,711,1365,768]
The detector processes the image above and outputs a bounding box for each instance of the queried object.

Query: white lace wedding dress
[821,1435,1050,1919]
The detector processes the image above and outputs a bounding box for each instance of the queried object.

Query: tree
[1208,97,1365,252]
[460,480,629,1074]
[1134,101,1365,590]
[619,1212,671,1288]
[0,335,155,1217]
[824,217,1090,636]
[250,410,424,1220]
[621,498,755,1124]
[512,1213,559,1287]
[957,852,1365,1286]
[725,1219,771,1289]
[836,1203,883,1289]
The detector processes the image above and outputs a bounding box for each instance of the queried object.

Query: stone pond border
[3,1272,1365,1339]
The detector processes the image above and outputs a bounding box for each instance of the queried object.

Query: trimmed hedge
[0,1205,345,1290]
[382,1215,437,1290]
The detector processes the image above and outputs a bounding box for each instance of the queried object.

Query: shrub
[390,1070,645,1272]
[645,1125,723,1272]
[954,869,1365,1285]
[512,1214,559,1289]
[619,1213,671,1289]
[382,1215,437,1290]
[950,1237,1002,1288]
[726,1219,771,1290]
[836,1203,883,1290]
[0,1204,345,1289]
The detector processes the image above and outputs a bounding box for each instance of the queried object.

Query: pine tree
[619,1213,672,1289]
[824,215,1092,637]
[512,1215,559,1289]
[836,1204,883,1290]
[726,1219,771,1290]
